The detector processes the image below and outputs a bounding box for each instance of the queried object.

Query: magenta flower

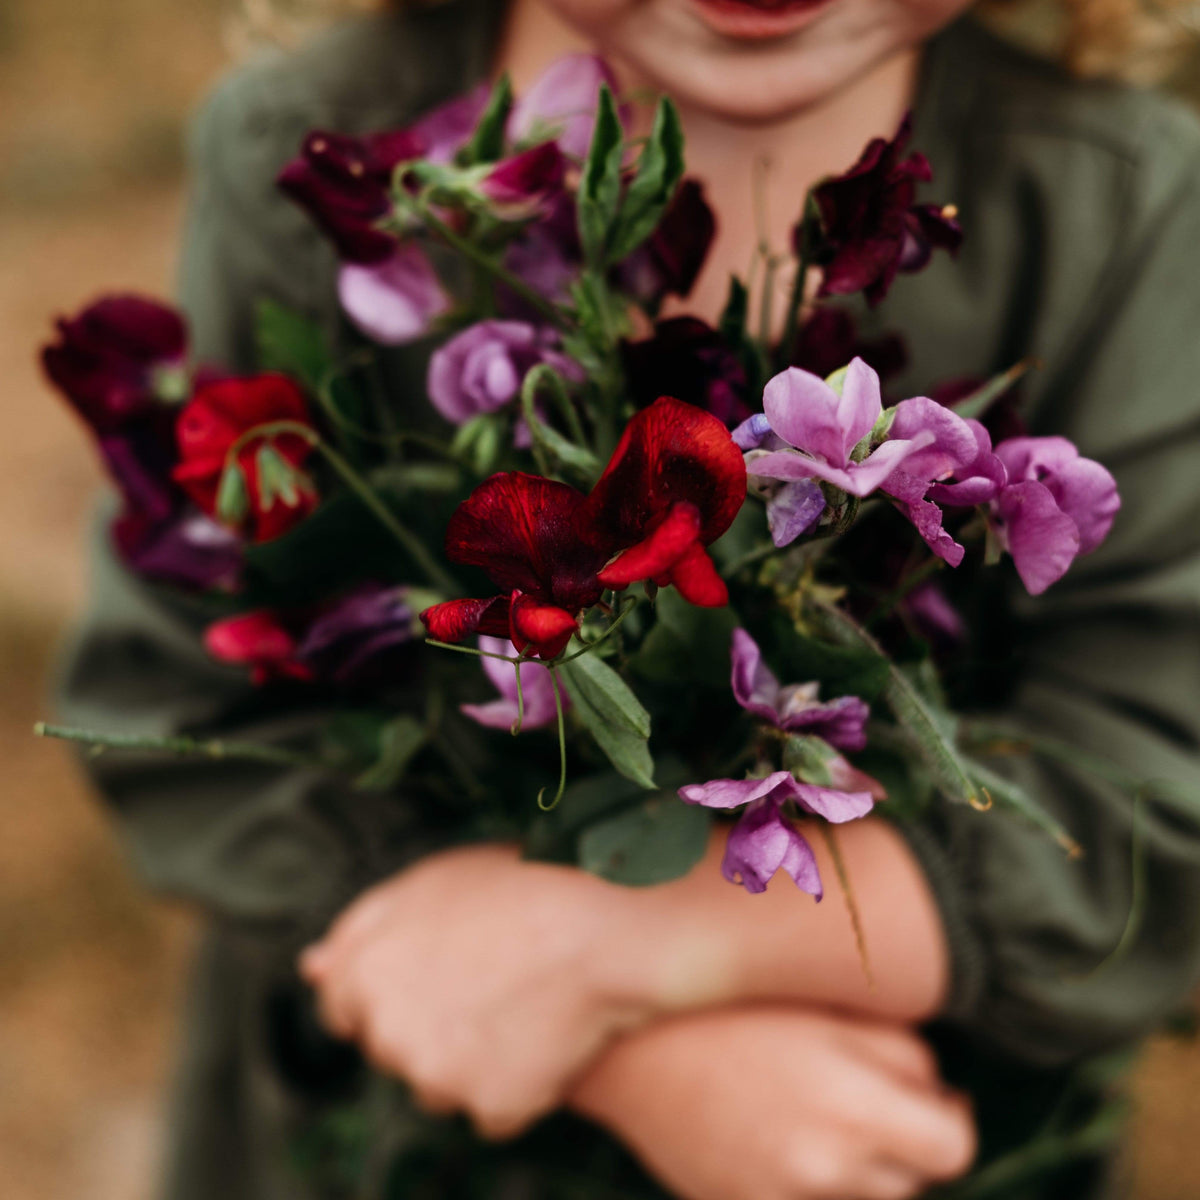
[880,397,1006,566]
[731,628,868,751]
[460,636,562,731]
[990,437,1120,595]
[426,320,582,426]
[745,358,935,498]
[410,84,490,163]
[507,55,622,160]
[478,142,567,220]
[337,242,451,345]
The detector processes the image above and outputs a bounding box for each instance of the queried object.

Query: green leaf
[812,604,982,807]
[577,84,625,268]
[460,73,513,165]
[952,359,1036,422]
[356,715,428,791]
[559,651,651,738]
[255,443,305,509]
[782,735,837,785]
[215,462,249,526]
[606,96,685,264]
[631,588,737,689]
[717,275,749,345]
[964,757,1082,857]
[254,299,333,393]
[578,792,710,886]
[767,611,889,702]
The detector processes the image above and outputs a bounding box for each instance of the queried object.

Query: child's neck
[495,0,920,333]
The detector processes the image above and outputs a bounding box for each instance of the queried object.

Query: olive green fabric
[55,7,1200,1198]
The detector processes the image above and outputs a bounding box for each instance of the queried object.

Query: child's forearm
[599,816,949,1023]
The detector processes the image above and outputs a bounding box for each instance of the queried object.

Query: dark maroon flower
[789,307,907,386]
[478,142,566,219]
[42,294,188,431]
[173,375,319,543]
[278,129,423,264]
[115,509,243,593]
[621,318,751,428]
[421,473,610,658]
[583,397,747,607]
[799,114,962,306]
[296,583,418,687]
[617,178,716,309]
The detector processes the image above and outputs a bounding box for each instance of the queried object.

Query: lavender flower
[338,242,451,345]
[507,55,622,160]
[460,636,561,731]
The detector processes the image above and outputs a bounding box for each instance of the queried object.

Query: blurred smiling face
[538,0,976,123]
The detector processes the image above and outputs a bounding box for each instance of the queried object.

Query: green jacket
[57,5,1200,1197]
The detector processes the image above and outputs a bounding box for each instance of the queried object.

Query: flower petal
[510,592,579,659]
[722,800,823,897]
[462,635,561,729]
[766,480,826,547]
[666,541,728,607]
[420,595,510,644]
[791,781,876,823]
[994,480,1081,595]
[507,54,621,160]
[762,367,848,466]
[598,501,701,589]
[678,771,797,810]
[730,628,785,725]
[338,244,450,345]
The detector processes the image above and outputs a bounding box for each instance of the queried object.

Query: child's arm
[568,1008,977,1200]
[300,819,949,1137]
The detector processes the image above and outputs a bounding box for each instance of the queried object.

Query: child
[58,0,1200,1197]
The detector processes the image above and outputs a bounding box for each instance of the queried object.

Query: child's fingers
[864,1079,977,1184]
[856,1160,926,1200]
[836,1021,941,1089]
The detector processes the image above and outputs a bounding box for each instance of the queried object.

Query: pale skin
[303,0,982,1193]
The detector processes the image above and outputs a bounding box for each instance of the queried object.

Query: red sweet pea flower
[421,472,610,658]
[204,610,315,686]
[173,374,318,543]
[583,396,747,607]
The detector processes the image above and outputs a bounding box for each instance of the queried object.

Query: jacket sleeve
[54,71,378,946]
[901,146,1200,1067]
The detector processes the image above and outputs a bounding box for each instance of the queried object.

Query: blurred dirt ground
[1,2,1199,1199]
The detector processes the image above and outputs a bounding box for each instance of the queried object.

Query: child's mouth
[685,0,837,39]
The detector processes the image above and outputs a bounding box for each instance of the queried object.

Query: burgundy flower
[41,294,188,430]
[115,509,243,593]
[800,114,961,305]
[478,141,567,220]
[421,472,610,658]
[173,375,318,543]
[296,583,418,688]
[278,129,422,264]
[583,396,747,607]
[621,317,751,428]
[617,179,716,309]
[789,307,907,386]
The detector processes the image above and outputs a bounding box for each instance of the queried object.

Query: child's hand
[571,1007,977,1200]
[299,842,657,1138]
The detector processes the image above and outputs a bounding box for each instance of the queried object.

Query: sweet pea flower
[620,317,751,429]
[296,583,419,688]
[460,635,562,731]
[731,629,869,751]
[745,358,935,499]
[616,179,716,309]
[477,141,567,220]
[115,509,243,593]
[421,472,611,658]
[173,374,319,543]
[204,610,315,686]
[337,242,451,346]
[880,397,1006,566]
[508,54,621,159]
[799,113,961,306]
[426,320,582,426]
[583,397,748,607]
[410,84,490,163]
[989,436,1120,595]
[790,307,907,388]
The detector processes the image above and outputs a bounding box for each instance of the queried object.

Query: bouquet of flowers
[41,56,1124,922]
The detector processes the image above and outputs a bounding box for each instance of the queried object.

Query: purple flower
[296,583,418,687]
[460,635,561,731]
[507,55,622,160]
[426,319,582,426]
[765,481,826,547]
[42,294,188,430]
[620,317,751,428]
[410,84,490,164]
[989,437,1120,595]
[114,509,243,592]
[880,397,1006,566]
[745,358,935,498]
[730,628,869,750]
[478,142,567,220]
[278,129,423,264]
[799,113,962,306]
[617,179,716,309]
[337,242,451,345]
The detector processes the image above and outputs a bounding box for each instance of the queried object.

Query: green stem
[425,639,521,664]
[35,722,321,771]
[538,668,569,811]
[553,596,639,666]
[776,246,813,372]
[511,658,526,735]
[866,556,945,629]
[820,824,875,991]
[416,206,566,329]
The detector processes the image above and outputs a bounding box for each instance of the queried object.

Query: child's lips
[685,0,837,39]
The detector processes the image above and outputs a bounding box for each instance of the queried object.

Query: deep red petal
[420,595,510,644]
[584,397,746,552]
[598,502,701,589]
[444,472,607,613]
[510,593,578,659]
[667,542,728,607]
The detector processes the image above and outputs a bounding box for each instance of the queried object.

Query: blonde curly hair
[234,0,1200,82]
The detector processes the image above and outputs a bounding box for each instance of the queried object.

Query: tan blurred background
[1,2,1199,1198]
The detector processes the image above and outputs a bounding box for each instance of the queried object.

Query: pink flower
[460,636,562,731]
[337,242,451,345]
